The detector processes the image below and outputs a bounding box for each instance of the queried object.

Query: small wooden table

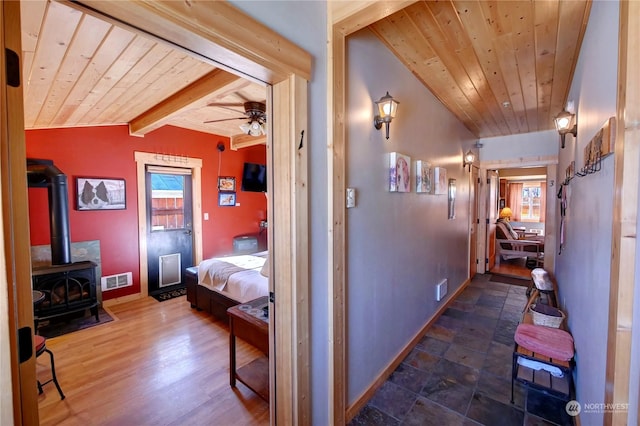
[227,296,269,401]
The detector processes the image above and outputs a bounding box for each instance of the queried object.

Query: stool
[35,335,65,399]
[524,268,557,312]
[511,323,574,403]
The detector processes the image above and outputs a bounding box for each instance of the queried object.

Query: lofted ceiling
[21,0,591,143]
[20,0,267,147]
[365,0,591,138]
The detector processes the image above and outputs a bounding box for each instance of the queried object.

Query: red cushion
[515,323,574,361]
[34,335,46,353]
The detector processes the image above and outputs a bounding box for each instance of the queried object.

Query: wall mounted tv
[241,162,267,192]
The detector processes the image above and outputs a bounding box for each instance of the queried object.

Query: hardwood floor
[490,258,531,280]
[37,296,269,426]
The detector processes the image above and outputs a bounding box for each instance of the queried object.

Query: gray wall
[227,2,329,423]
[346,29,474,403]
[555,2,619,424]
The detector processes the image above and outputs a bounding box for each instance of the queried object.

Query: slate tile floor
[349,274,574,426]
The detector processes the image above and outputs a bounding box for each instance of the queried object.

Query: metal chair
[35,334,65,399]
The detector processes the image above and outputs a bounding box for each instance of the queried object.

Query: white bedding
[197,251,268,303]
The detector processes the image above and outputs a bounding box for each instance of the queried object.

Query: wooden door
[469,166,479,279]
[2,1,39,423]
[486,170,499,270]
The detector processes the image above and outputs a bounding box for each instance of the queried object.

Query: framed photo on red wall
[76,177,126,211]
[218,176,236,191]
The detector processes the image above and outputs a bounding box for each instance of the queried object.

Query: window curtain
[539,181,546,223]
[509,182,523,221]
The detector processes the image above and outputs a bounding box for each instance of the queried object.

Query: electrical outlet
[346,188,356,208]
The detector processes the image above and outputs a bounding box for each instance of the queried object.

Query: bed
[185,251,268,323]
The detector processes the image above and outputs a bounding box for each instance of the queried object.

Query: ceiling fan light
[240,120,265,137]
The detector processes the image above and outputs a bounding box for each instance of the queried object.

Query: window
[521,182,542,221]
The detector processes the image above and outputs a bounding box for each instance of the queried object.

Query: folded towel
[517,357,564,377]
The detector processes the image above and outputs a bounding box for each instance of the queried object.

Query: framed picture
[218,176,236,192]
[448,178,456,219]
[415,160,432,193]
[218,192,236,206]
[389,152,411,192]
[433,167,447,195]
[76,177,126,210]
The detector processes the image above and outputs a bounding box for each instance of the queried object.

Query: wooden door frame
[479,159,558,274]
[2,1,39,423]
[131,152,203,302]
[6,1,311,423]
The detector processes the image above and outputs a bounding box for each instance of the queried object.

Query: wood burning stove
[27,159,100,328]
[32,261,99,327]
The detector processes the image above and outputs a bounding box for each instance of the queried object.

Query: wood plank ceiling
[20,0,591,142]
[369,0,591,138]
[20,0,267,144]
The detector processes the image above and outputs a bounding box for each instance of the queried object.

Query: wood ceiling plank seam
[494,34,529,133]
[89,43,176,124]
[407,2,500,135]
[477,0,529,134]
[455,0,521,135]
[126,60,219,124]
[50,25,136,127]
[36,13,112,127]
[20,0,48,87]
[370,12,484,136]
[436,0,511,135]
[548,1,592,120]
[107,49,193,124]
[129,68,243,136]
[505,0,539,132]
[67,35,157,126]
[533,0,560,131]
[23,1,83,128]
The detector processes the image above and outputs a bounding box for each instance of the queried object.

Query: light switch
[346,188,356,208]
[204,213,209,220]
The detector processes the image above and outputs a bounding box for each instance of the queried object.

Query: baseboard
[345,277,471,421]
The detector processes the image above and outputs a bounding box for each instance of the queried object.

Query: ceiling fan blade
[203,116,246,124]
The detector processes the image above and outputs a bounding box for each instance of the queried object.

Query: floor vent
[101,272,133,292]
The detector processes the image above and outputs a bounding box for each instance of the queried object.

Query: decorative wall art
[448,178,457,219]
[218,192,236,206]
[76,177,126,210]
[389,152,411,192]
[218,176,236,192]
[415,160,432,193]
[433,167,447,195]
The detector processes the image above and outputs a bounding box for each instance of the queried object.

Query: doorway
[489,167,548,279]
[145,167,194,295]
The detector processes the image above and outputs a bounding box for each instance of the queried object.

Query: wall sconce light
[554,109,577,149]
[373,91,399,140]
[463,150,475,171]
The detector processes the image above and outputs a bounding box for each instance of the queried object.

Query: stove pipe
[27,160,72,265]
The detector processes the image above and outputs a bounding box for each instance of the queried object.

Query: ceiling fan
[204,101,266,136]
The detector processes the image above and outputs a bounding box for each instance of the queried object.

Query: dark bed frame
[185,266,239,324]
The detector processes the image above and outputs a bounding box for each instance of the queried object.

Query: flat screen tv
[241,162,267,192]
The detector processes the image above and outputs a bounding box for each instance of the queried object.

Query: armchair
[495,219,544,267]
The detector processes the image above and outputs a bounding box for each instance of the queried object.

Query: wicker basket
[529,304,565,328]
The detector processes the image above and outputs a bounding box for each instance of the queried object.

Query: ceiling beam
[230,133,266,150]
[129,68,240,136]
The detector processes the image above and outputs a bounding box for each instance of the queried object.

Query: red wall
[26,125,266,300]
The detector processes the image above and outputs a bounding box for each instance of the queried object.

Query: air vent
[101,272,133,292]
